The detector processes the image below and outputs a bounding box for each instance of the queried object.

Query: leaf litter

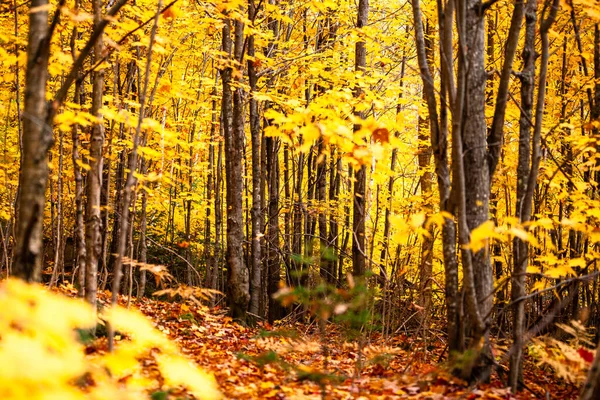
[88,292,579,400]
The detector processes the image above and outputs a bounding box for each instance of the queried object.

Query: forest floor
[86,291,579,399]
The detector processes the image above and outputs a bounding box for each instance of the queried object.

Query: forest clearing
[1,0,600,397]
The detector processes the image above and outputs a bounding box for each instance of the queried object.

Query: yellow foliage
[0,279,220,400]
[469,220,500,253]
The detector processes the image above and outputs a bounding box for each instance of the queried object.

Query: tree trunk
[418,116,434,334]
[248,0,263,315]
[50,129,65,287]
[328,149,341,284]
[12,0,51,282]
[417,21,434,334]
[84,0,106,308]
[204,88,217,294]
[266,136,282,323]
[138,177,148,297]
[72,74,87,297]
[509,0,536,388]
[211,140,223,294]
[222,15,250,321]
[316,138,330,282]
[352,0,368,277]
[292,143,304,286]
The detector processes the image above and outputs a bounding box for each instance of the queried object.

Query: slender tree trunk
[9,0,23,275]
[417,21,434,333]
[266,137,282,323]
[100,64,117,291]
[509,0,536,388]
[340,165,353,281]
[72,75,86,296]
[328,149,341,284]
[208,137,223,297]
[204,87,217,293]
[352,0,369,277]
[292,144,304,286]
[84,0,106,308]
[248,0,263,315]
[283,145,292,283]
[304,147,316,269]
[185,124,194,286]
[50,130,65,286]
[138,177,148,297]
[222,15,250,321]
[316,138,330,282]
[418,119,434,333]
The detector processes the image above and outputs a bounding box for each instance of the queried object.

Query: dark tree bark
[138,170,148,297]
[352,0,369,277]
[212,140,223,293]
[50,129,65,287]
[12,0,52,282]
[509,0,536,388]
[417,21,434,334]
[204,88,218,295]
[84,0,106,309]
[248,0,263,315]
[316,138,330,282]
[461,0,493,336]
[292,142,304,286]
[70,9,87,296]
[266,136,282,323]
[222,15,250,321]
[328,148,341,284]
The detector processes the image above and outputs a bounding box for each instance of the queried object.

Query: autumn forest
[1,0,600,397]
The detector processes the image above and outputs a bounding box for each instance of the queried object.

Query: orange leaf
[372,127,390,143]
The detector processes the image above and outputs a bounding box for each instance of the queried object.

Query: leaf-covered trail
[128,296,579,399]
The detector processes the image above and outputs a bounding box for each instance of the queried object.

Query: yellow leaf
[409,213,426,229]
[469,220,497,253]
[545,265,576,279]
[76,159,91,171]
[531,281,546,293]
[103,306,172,350]
[527,265,541,274]
[568,258,587,269]
[156,354,221,399]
